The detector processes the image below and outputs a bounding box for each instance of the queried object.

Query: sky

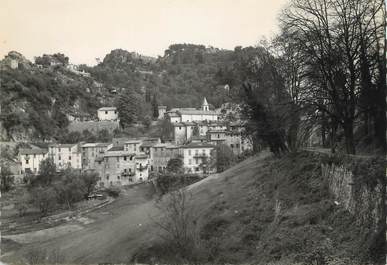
[0,0,288,65]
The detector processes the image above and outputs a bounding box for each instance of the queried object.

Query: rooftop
[107,146,125,152]
[19,148,47,155]
[178,109,218,115]
[48,143,77,148]
[98,107,117,111]
[180,142,215,149]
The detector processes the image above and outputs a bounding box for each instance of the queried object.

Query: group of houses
[18,138,217,187]
[17,98,252,188]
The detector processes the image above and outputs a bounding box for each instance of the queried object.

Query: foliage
[151,94,159,119]
[216,144,236,172]
[279,0,385,154]
[0,165,14,192]
[166,158,184,174]
[30,158,57,187]
[0,55,101,141]
[152,190,204,263]
[116,89,147,127]
[79,171,100,198]
[30,186,57,217]
[104,187,121,198]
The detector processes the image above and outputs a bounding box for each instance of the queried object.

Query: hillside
[0,45,243,142]
[0,52,107,141]
[135,151,383,264]
[3,151,381,264]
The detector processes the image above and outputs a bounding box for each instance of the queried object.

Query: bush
[105,187,121,198]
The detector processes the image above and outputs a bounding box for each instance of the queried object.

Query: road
[2,183,162,264]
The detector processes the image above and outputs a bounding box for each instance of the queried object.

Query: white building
[97,107,118,121]
[48,143,82,171]
[158,106,167,119]
[19,148,48,175]
[166,98,219,123]
[180,143,216,175]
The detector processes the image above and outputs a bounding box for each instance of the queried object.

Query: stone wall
[321,155,385,232]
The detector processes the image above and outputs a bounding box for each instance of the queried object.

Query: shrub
[105,187,121,198]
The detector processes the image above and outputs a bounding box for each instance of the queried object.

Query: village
[16,98,252,188]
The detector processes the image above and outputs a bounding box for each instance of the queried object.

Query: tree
[30,186,57,217]
[116,89,145,128]
[154,190,201,262]
[32,158,56,186]
[216,144,236,172]
[279,0,385,154]
[97,129,111,142]
[166,158,184,174]
[159,119,174,141]
[237,46,291,156]
[0,165,14,192]
[152,94,159,119]
[82,129,96,142]
[79,171,99,198]
[54,169,84,209]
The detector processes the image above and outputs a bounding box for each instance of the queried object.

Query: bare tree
[279,0,385,154]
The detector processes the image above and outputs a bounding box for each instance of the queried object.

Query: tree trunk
[343,120,355,154]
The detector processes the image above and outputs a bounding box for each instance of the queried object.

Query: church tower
[202,97,209,111]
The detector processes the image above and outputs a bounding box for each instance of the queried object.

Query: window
[25,159,29,164]
[33,154,36,158]
[217,134,220,138]
[69,156,71,160]
[179,127,181,130]
[68,148,71,152]
[58,148,61,152]
[124,169,127,173]
[130,156,133,161]
[114,110,117,114]
[230,144,234,148]
[124,156,127,161]
[195,150,198,155]
[189,159,192,165]
[105,111,108,114]
[117,176,120,179]
[58,155,61,160]
[116,157,119,162]
[106,175,110,180]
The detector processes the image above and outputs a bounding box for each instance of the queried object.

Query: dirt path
[2,183,162,264]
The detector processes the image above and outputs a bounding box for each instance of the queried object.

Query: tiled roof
[19,148,47,155]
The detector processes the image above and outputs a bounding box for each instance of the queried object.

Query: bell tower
[202,97,209,111]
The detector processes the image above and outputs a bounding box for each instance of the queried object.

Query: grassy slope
[143,151,368,264]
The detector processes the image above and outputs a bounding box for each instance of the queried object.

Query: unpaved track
[2,183,162,264]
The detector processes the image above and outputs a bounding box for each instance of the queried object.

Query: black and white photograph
[0,0,385,264]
